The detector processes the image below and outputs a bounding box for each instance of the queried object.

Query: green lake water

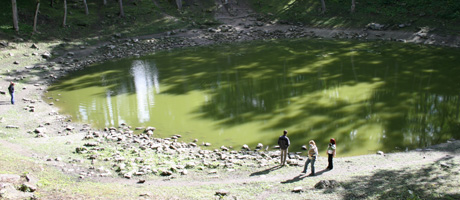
[46,39,460,156]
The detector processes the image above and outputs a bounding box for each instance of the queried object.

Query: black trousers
[327,154,333,169]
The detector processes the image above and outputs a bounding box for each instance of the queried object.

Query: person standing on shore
[302,140,318,176]
[8,82,15,105]
[278,130,290,166]
[326,138,336,170]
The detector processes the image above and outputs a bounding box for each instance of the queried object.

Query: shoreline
[1,4,460,198]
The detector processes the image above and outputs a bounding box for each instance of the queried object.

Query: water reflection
[46,39,460,156]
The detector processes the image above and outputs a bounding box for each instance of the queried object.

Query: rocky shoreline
[1,17,460,199]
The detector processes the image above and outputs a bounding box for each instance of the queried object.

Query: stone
[366,23,385,30]
[242,144,250,151]
[256,143,263,149]
[220,146,228,151]
[376,151,384,156]
[34,127,46,133]
[160,170,173,176]
[5,125,19,129]
[215,189,229,196]
[292,186,303,193]
[314,180,340,189]
[30,44,39,49]
[0,183,35,200]
[20,182,37,192]
[41,52,51,59]
[0,174,21,184]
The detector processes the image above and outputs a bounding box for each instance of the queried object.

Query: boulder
[0,174,21,184]
[314,180,340,189]
[215,189,229,196]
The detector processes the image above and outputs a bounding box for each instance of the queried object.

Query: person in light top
[301,140,318,176]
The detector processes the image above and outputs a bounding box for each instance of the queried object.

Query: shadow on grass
[249,165,283,176]
[280,168,330,184]
[340,155,460,200]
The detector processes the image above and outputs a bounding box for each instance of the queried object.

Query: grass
[247,0,460,35]
[0,0,217,43]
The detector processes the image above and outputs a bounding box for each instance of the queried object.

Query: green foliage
[248,0,460,34]
[0,0,216,41]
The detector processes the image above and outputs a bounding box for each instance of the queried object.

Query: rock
[242,144,250,151]
[366,23,385,30]
[215,189,229,196]
[376,151,384,156]
[440,163,451,168]
[160,170,173,176]
[204,142,211,146]
[144,127,156,133]
[185,162,196,169]
[220,146,229,151]
[0,183,35,200]
[314,180,340,189]
[292,186,303,193]
[34,127,46,133]
[30,44,39,49]
[41,52,51,59]
[5,125,19,129]
[137,179,145,184]
[20,182,37,192]
[0,174,21,184]
[256,143,263,149]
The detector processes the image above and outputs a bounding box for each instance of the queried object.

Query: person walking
[8,82,15,105]
[278,130,290,166]
[301,140,318,176]
[326,138,336,170]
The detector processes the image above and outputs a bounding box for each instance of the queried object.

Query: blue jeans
[303,156,316,174]
[10,93,14,105]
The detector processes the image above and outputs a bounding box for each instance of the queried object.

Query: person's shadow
[280,169,330,184]
[249,165,283,176]
[0,101,11,105]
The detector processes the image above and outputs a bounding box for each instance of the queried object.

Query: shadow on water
[45,39,460,155]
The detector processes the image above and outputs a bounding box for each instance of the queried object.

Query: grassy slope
[0,0,217,42]
[247,0,460,35]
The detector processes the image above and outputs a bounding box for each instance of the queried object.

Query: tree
[83,0,89,15]
[33,0,40,33]
[103,0,107,6]
[176,0,182,10]
[351,0,356,13]
[320,0,326,14]
[118,0,125,17]
[11,0,19,32]
[50,0,54,7]
[62,0,67,27]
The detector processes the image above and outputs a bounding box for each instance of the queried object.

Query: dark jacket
[278,135,290,150]
[8,84,14,94]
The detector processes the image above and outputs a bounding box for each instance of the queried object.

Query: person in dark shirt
[278,130,290,166]
[8,82,15,105]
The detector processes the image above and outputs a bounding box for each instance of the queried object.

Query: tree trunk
[320,0,326,14]
[83,0,89,15]
[103,0,107,6]
[50,0,54,7]
[176,0,182,10]
[351,0,356,13]
[62,0,67,27]
[33,1,40,33]
[118,0,125,17]
[12,0,19,32]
